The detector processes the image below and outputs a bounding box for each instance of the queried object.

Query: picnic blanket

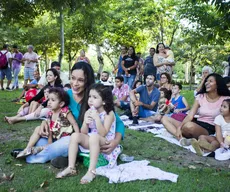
[96,160,178,183]
[121,115,210,156]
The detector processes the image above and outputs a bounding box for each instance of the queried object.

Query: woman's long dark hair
[89,83,114,114]
[161,72,172,84]
[198,73,230,96]
[71,62,95,123]
[155,43,165,54]
[129,46,136,59]
[46,68,62,86]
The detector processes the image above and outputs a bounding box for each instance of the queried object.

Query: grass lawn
[0,90,230,192]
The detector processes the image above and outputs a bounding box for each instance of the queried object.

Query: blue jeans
[124,74,136,89]
[12,67,21,87]
[26,136,70,163]
[138,106,156,118]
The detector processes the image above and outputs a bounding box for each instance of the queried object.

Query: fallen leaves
[0,173,14,184]
[188,165,196,169]
[40,181,49,188]
[14,164,23,167]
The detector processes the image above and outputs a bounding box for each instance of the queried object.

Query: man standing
[0,44,12,91]
[11,45,23,90]
[113,46,127,76]
[38,61,69,89]
[144,48,156,84]
[22,45,38,85]
[130,75,160,124]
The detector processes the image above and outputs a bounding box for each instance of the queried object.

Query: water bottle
[120,154,134,162]
[88,106,95,128]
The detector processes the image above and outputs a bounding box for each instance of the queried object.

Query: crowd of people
[1,43,230,184]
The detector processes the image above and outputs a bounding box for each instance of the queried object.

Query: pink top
[196,94,229,125]
[112,84,130,102]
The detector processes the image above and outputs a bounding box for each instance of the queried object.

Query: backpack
[0,51,8,69]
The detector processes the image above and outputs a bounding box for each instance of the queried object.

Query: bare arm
[94,111,115,137]
[154,54,164,67]
[179,100,199,129]
[141,101,157,110]
[81,110,91,134]
[67,112,80,133]
[128,60,138,70]
[129,89,138,103]
[100,132,122,154]
[215,125,224,146]
[174,97,190,113]
[121,60,127,72]
[48,132,53,144]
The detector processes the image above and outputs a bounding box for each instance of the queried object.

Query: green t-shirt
[67,89,125,138]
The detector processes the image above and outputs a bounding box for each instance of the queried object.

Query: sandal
[56,167,78,179]
[31,146,44,154]
[80,170,96,184]
[16,148,32,158]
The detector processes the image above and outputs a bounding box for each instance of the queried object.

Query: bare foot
[4,116,18,124]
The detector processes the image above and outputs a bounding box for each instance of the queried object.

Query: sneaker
[1,88,4,91]
[180,138,192,146]
[16,86,19,90]
[51,156,68,169]
[132,116,139,125]
[11,86,15,90]
[215,148,230,161]
[191,138,204,156]
[6,87,11,91]
[10,148,24,158]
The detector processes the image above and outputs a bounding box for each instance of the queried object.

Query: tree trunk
[96,45,104,79]
[58,7,64,65]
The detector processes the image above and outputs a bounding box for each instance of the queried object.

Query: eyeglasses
[161,76,167,79]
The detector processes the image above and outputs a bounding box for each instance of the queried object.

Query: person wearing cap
[38,61,69,89]
[0,44,12,91]
[22,45,38,85]
[11,45,23,90]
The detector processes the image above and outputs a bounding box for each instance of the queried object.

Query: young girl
[191,99,230,156]
[56,84,120,184]
[5,68,62,124]
[17,87,79,158]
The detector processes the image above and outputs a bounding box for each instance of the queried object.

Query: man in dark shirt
[144,48,156,84]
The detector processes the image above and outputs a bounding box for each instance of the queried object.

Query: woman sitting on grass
[5,68,62,124]
[17,87,79,158]
[161,73,230,142]
[19,62,124,166]
[191,99,230,156]
[56,84,121,184]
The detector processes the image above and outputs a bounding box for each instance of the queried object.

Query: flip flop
[56,167,78,179]
[80,170,96,184]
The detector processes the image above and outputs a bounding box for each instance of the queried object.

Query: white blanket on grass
[96,160,178,183]
[121,115,210,156]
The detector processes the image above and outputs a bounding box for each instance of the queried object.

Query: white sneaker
[215,148,230,161]
[180,138,192,146]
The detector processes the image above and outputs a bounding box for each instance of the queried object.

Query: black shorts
[192,120,215,135]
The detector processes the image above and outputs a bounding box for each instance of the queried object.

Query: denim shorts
[0,67,12,80]
[24,67,35,80]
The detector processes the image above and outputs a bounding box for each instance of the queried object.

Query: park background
[0,0,230,191]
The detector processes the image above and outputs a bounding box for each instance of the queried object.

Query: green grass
[0,90,230,192]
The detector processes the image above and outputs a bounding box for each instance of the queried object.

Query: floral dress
[157,55,172,75]
[80,111,121,168]
[48,106,73,140]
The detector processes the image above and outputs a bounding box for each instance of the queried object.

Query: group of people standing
[0,44,39,91]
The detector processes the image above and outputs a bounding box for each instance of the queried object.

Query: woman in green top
[26,62,125,164]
